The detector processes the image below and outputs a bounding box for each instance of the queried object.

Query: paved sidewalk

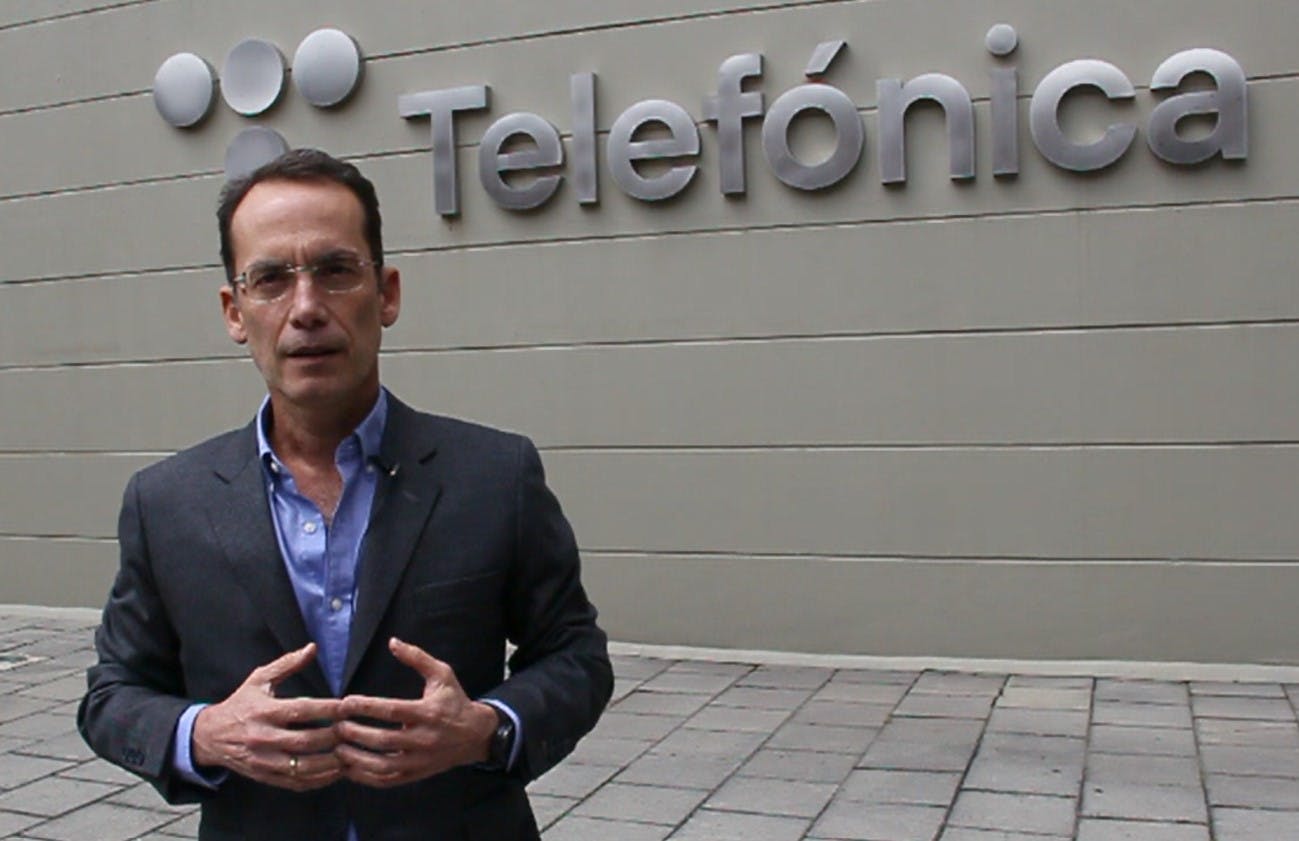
[2,610,1299,840]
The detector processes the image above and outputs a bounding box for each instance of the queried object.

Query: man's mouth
[284,345,342,358]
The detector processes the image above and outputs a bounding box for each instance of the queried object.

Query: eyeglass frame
[230,253,382,304]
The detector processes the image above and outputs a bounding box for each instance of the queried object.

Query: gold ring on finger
[289,755,299,776]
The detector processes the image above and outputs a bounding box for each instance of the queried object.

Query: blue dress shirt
[172,390,521,814]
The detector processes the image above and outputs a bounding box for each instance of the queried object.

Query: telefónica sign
[399,26,1248,217]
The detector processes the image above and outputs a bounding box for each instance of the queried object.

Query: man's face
[220,179,400,414]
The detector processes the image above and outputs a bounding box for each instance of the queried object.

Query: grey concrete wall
[2,0,1297,662]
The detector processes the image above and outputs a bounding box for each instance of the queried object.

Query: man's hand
[191,643,344,792]
[334,638,498,788]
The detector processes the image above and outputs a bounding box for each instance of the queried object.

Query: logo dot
[293,28,363,108]
[153,52,216,128]
[985,24,1019,57]
[221,38,286,116]
[225,126,290,181]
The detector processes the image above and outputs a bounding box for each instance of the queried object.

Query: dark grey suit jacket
[78,395,612,840]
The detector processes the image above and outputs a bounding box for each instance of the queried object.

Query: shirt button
[365,464,375,473]
[270,462,281,474]
[330,597,344,611]
[303,522,318,534]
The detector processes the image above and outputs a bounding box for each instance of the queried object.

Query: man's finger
[388,637,451,683]
[336,718,415,754]
[265,696,343,727]
[251,643,319,686]
[338,693,422,725]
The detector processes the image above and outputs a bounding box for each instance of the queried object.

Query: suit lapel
[342,398,443,691]
[203,424,330,696]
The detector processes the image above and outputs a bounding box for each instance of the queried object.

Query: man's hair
[216,148,384,280]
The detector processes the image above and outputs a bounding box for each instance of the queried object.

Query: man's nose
[286,273,330,321]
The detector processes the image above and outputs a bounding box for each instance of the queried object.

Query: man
[78,149,612,840]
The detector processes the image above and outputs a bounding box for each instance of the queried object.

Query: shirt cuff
[479,698,523,771]
[173,703,227,789]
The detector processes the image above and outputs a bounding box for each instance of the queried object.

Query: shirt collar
[257,388,390,474]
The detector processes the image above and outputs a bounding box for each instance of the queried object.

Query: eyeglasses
[232,255,379,303]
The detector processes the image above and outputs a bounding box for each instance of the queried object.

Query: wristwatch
[485,705,516,770]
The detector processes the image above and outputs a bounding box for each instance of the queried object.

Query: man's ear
[379,265,401,328]
[220,284,248,344]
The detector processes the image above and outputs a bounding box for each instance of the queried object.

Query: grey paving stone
[736,748,858,783]
[543,815,671,841]
[838,769,962,805]
[683,705,791,733]
[1094,680,1188,705]
[858,739,976,773]
[830,670,918,686]
[811,800,946,841]
[653,728,766,761]
[1200,745,1299,777]
[894,694,995,720]
[963,755,1082,796]
[705,776,837,817]
[979,731,1085,758]
[528,794,578,830]
[1092,702,1192,729]
[639,670,739,695]
[616,752,742,789]
[0,810,41,836]
[1212,807,1299,841]
[15,730,97,762]
[713,686,815,710]
[793,701,892,728]
[1081,782,1208,823]
[18,801,176,841]
[56,758,145,786]
[767,723,877,755]
[1089,724,1197,756]
[910,673,1006,696]
[876,718,985,746]
[16,676,86,704]
[611,656,674,681]
[0,696,49,726]
[1190,681,1286,698]
[607,676,642,704]
[812,682,909,705]
[564,735,653,767]
[589,711,682,741]
[155,810,201,838]
[1192,696,1297,721]
[1005,675,1093,690]
[527,762,619,799]
[1085,753,1201,787]
[938,830,1069,841]
[614,690,712,717]
[572,782,707,825]
[0,755,73,792]
[1075,818,1209,841]
[995,687,1091,710]
[737,666,832,690]
[669,661,753,678]
[986,708,1089,737]
[0,713,66,742]
[948,791,1077,836]
[108,782,196,813]
[1194,718,1299,747]
[1206,772,1299,809]
[670,808,810,841]
[0,776,119,818]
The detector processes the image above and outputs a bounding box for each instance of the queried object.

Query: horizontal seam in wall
[3,317,1299,374]
[3,195,1298,285]
[0,0,152,33]
[585,549,1299,565]
[3,443,1299,457]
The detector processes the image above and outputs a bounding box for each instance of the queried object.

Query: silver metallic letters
[396,32,1249,217]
